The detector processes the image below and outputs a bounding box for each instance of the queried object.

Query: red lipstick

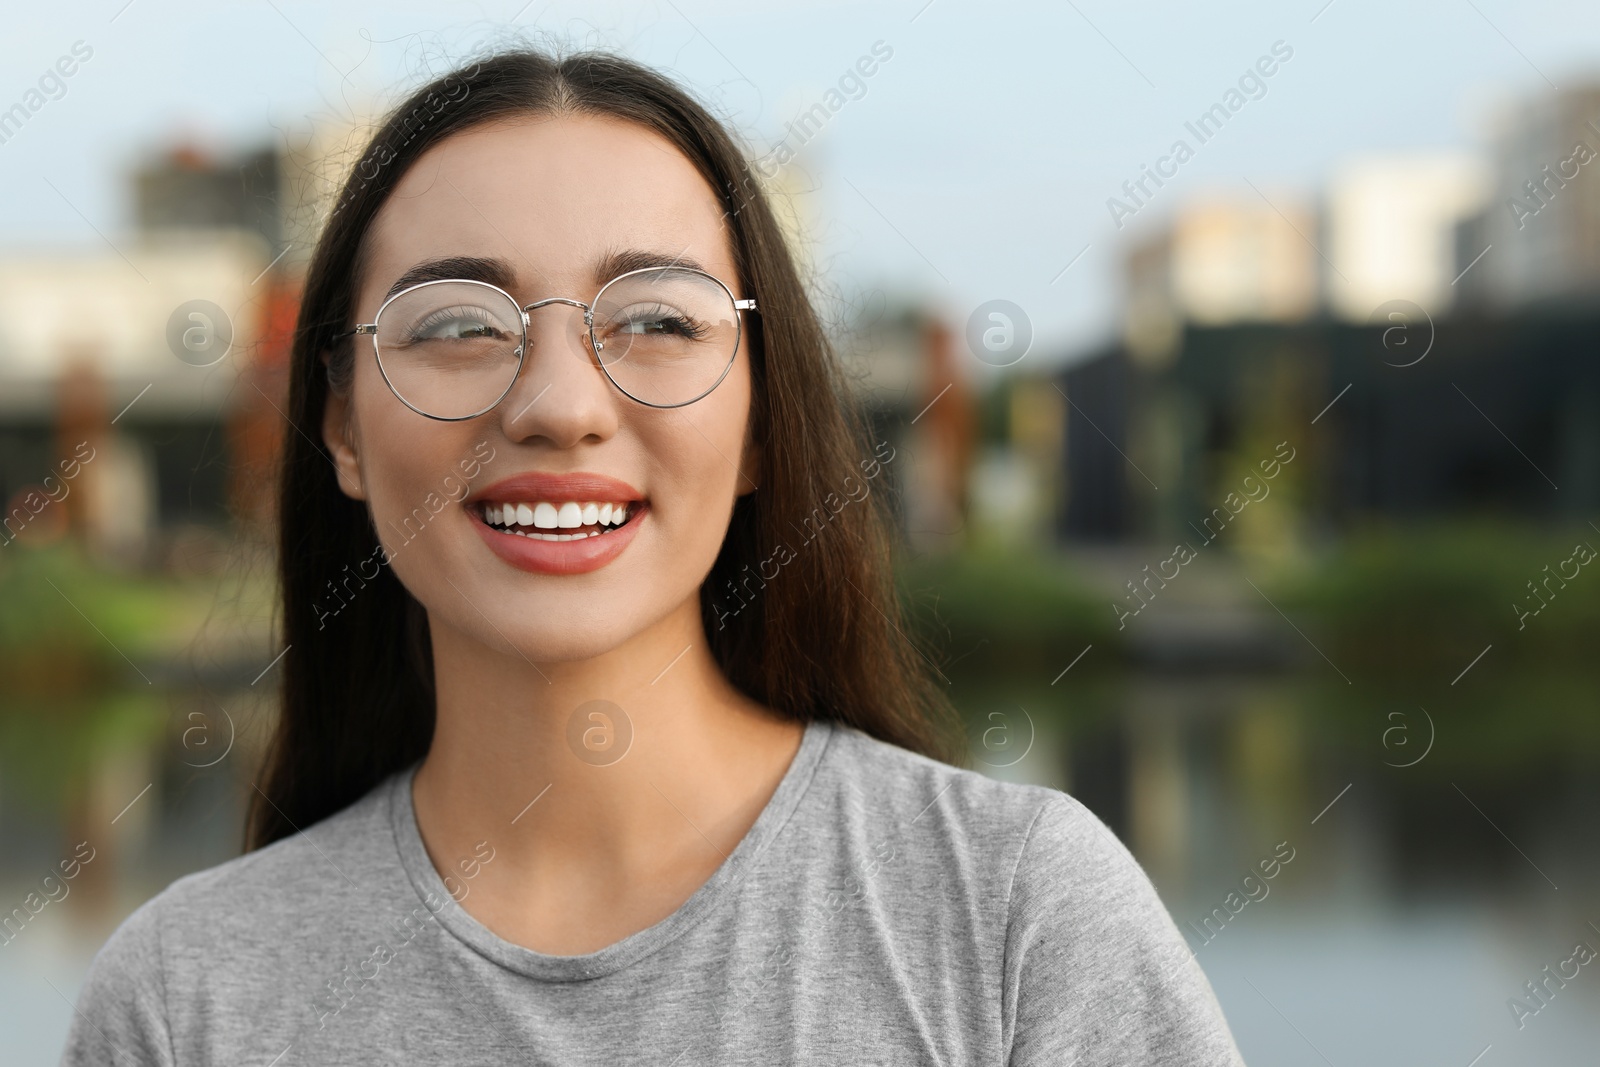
[466,471,647,576]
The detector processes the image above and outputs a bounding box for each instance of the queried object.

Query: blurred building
[1053,125,1600,542]
[837,301,975,554]
[1324,154,1488,319]
[1122,151,1496,339]
[1056,312,1600,542]
[967,377,1064,552]
[134,144,283,248]
[1456,83,1600,310]
[0,142,291,566]
[1123,193,1319,368]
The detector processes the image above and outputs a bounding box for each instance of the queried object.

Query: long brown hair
[247,47,964,850]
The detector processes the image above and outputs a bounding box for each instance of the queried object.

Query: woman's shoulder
[821,719,1100,846]
[815,720,1192,936]
[82,770,402,979]
[60,775,406,1064]
[815,720,1126,897]
[814,725,1243,1063]
[187,772,395,899]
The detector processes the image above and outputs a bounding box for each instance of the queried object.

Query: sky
[2,0,1599,371]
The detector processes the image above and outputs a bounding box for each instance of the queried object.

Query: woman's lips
[469,499,647,575]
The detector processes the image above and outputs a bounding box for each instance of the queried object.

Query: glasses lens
[374,281,523,419]
[591,268,740,406]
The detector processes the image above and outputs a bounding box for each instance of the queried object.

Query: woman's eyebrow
[592,247,710,281]
[384,255,518,300]
[382,249,713,303]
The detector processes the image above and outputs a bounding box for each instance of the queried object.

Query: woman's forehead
[362,112,736,298]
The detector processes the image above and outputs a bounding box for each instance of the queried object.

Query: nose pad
[520,300,604,372]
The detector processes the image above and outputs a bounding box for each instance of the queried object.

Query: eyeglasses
[334,266,758,420]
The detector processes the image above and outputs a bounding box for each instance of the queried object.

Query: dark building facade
[1057,307,1600,542]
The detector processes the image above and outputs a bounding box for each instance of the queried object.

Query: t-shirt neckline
[387,717,834,983]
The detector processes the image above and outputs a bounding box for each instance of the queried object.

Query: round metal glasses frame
[334,265,759,421]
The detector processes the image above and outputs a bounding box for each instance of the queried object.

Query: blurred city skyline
[4,0,1600,366]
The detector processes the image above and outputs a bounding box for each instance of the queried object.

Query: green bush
[1270,520,1600,673]
[896,544,1121,680]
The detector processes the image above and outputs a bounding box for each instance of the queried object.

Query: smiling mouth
[476,499,643,542]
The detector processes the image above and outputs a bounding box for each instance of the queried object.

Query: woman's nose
[496,303,617,445]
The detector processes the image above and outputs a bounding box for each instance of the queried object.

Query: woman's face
[324,112,758,663]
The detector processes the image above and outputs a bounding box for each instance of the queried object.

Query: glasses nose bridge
[520,295,593,326]
[508,296,601,403]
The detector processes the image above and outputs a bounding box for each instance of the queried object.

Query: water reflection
[0,681,262,1065]
[964,669,1600,1064]
[5,651,1597,1062]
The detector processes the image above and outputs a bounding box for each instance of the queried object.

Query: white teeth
[482,500,635,533]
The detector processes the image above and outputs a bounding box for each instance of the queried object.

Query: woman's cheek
[362,429,477,581]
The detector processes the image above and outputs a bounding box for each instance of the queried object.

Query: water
[5,669,1597,1064]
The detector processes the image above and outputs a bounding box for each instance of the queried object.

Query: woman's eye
[423,318,497,340]
[620,315,677,335]
[610,305,704,339]
[410,305,507,341]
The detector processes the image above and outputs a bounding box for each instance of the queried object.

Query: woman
[62,48,1244,1065]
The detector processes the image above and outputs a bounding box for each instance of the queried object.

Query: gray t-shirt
[61,718,1245,1065]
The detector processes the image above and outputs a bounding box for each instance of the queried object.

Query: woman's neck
[409,593,804,954]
